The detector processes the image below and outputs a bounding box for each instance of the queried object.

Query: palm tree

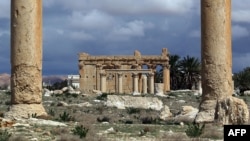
[179,55,201,89]
[233,67,250,93]
[169,54,182,90]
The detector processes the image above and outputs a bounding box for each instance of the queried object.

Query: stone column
[5,0,47,119]
[118,73,123,94]
[163,64,170,92]
[148,73,154,94]
[197,76,202,95]
[142,74,147,94]
[100,72,107,93]
[78,61,85,92]
[96,64,102,90]
[195,0,249,124]
[132,73,139,93]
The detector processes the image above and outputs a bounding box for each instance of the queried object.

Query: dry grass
[1,91,249,140]
[56,134,82,141]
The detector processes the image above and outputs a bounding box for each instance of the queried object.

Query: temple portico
[78,48,170,94]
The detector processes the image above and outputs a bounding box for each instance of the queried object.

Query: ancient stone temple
[195,0,249,124]
[5,0,47,119]
[78,48,170,94]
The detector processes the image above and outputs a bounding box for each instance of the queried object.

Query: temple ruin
[78,48,170,94]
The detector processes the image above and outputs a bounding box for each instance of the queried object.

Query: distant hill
[0,73,10,88]
[42,75,67,84]
[0,73,67,88]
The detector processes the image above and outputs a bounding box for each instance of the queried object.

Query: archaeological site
[0,0,249,140]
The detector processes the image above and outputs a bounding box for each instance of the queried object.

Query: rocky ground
[0,89,249,141]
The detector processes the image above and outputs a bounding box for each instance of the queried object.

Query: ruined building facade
[78,48,170,94]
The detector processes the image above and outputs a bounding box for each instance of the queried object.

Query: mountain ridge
[0,73,68,88]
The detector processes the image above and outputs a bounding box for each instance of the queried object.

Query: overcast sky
[0,0,250,76]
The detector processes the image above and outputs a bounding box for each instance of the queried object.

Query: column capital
[78,61,84,69]
[162,64,170,69]
[132,73,138,77]
[117,72,123,77]
[147,64,157,69]
[100,72,106,76]
[148,73,154,77]
[96,63,103,69]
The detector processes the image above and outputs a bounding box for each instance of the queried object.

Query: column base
[4,104,47,119]
[195,97,249,124]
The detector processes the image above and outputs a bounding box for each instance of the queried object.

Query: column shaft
[118,73,123,94]
[133,73,139,93]
[201,0,232,100]
[163,65,170,92]
[142,75,147,94]
[11,0,43,104]
[5,0,47,119]
[195,0,249,124]
[100,73,107,93]
[149,73,154,94]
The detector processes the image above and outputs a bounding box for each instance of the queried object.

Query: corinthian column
[100,72,107,93]
[5,0,47,119]
[132,73,139,93]
[162,64,170,92]
[195,0,249,124]
[118,73,123,94]
[142,74,147,94]
[148,73,154,94]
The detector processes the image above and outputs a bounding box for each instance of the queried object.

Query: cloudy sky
[0,0,250,76]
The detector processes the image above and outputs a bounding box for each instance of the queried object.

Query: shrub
[126,107,141,114]
[5,100,11,105]
[96,93,108,101]
[97,116,110,122]
[59,111,72,122]
[96,106,104,114]
[0,112,4,118]
[140,116,160,124]
[139,126,150,136]
[71,125,89,139]
[0,130,11,141]
[31,113,37,118]
[71,93,78,98]
[48,109,55,116]
[185,123,205,138]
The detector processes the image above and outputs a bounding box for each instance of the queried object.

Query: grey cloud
[56,0,195,16]
[233,53,250,72]
[232,25,249,39]
[0,1,9,19]
[69,10,115,30]
[232,10,250,23]
[189,30,200,38]
[69,31,95,41]
[106,20,154,41]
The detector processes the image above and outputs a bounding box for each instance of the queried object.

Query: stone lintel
[105,69,152,73]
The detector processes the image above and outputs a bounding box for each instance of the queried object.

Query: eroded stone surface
[4,104,47,119]
[105,95,163,111]
[195,97,249,124]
